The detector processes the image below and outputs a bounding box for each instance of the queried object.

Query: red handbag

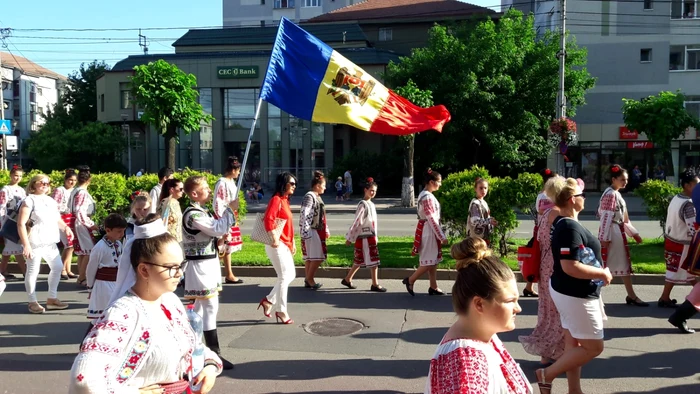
[518,225,542,283]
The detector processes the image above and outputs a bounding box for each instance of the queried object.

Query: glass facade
[199,88,213,170]
[224,89,259,130]
[268,104,282,169]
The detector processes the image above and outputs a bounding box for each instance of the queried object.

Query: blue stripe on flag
[259,17,333,121]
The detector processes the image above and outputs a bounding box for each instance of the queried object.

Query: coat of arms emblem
[327,67,376,106]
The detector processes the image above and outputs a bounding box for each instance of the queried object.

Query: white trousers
[25,243,63,303]
[265,244,296,313]
[0,274,5,298]
[194,296,220,331]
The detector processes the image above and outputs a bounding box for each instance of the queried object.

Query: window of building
[379,28,393,42]
[672,0,696,18]
[197,88,213,168]
[37,87,43,96]
[100,94,105,112]
[224,88,260,130]
[120,86,131,109]
[274,0,294,8]
[640,48,652,63]
[669,45,700,70]
[644,0,653,10]
[268,104,282,169]
[303,0,320,6]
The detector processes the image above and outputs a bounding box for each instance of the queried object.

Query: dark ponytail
[64,168,78,181]
[311,170,325,188]
[365,177,377,189]
[77,165,91,185]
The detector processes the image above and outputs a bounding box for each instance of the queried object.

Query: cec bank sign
[217,66,259,79]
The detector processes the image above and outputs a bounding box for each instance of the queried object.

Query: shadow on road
[227,358,429,380]
[0,352,75,372]
[0,321,89,347]
[616,383,700,394]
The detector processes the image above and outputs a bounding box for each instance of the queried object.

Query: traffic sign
[0,120,11,135]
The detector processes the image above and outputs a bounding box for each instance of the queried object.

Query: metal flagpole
[234,97,264,201]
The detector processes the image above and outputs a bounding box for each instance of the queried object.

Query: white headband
[108,220,169,306]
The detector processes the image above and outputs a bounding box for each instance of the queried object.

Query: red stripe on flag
[369,90,451,136]
[561,248,571,255]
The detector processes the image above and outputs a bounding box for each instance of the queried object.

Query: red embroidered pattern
[115,330,151,384]
[76,374,84,382]
[429,347,489,393]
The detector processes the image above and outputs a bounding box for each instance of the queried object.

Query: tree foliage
[130,60,213,170]
[394,80,435,207]
[384,9,596,175]
[62,60,111,123]
[622,91,700,152]
[26,113,127,173]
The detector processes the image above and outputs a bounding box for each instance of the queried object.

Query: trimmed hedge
[634,179,682,233]
[0,168,247,226]
[434,166,541,256]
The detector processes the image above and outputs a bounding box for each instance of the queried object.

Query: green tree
[130,60,213,170]
[384,9,595,174]
[62,60,111,123]
[26,117,127,172]
[622,91,700,152]
[394,80,435,207]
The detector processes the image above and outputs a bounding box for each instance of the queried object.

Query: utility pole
[139,29,149,55]
[555,0,567,174]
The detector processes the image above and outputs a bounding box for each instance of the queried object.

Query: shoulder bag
[251,199,287,245]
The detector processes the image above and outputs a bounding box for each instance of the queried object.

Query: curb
[6,264,668,285]
[247,206,649,217]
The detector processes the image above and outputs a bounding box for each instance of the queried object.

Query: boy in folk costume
[467,178,497,243]
[660,171,699,308]
[213,156,244,284]
[598,164,647,306]
[404,168,448,296]
[341,178,386,292]
[182,176,238,370]
[85,214,127,324]
[0,165,27,280]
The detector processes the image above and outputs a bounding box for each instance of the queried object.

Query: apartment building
[223,0,355,27]
[0,52,64,166]
[507,0,700,189]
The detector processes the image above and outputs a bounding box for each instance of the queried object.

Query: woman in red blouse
[258,172,297,325]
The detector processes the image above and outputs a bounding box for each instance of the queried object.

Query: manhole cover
[303,318,366,337]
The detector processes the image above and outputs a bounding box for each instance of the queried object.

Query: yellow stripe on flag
[311,51,390,131]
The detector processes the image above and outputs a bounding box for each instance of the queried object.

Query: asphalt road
[1,278,697,393]
[240,213,665,239]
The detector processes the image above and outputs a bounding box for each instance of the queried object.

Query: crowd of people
[0,161,698,393]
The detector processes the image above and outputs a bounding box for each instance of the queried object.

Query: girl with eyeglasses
[157,178,185,244]
[70,215,223,394]
[597,164,647,307]
[18,174,74,314]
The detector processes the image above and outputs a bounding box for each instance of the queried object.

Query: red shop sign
[627,141,654,149]
[619,126,638,139]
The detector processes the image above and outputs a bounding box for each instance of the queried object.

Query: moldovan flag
[259,18,451,136]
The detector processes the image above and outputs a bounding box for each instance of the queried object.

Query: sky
[2,0,500,77]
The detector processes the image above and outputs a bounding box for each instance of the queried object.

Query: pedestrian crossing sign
[0,120,11,135]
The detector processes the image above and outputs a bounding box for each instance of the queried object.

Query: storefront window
[198,89,213,170]
[581,150,600,190]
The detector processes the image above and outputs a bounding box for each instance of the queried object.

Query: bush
[0,168,246,226]
[435,166,541,256]
[634,180,681,232]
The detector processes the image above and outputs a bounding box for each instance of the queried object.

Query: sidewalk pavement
[246,192,649,216]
